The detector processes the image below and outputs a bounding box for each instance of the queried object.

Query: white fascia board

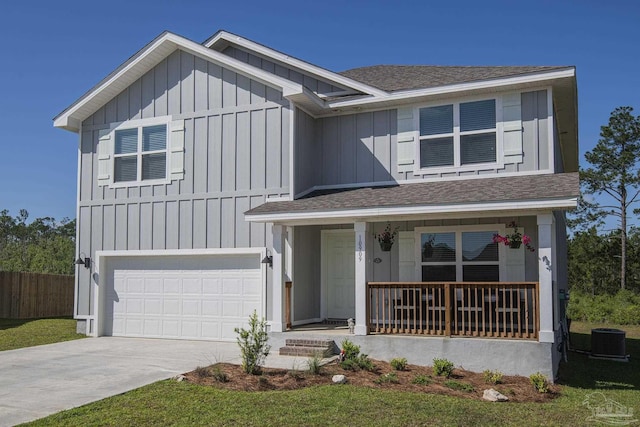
[54,32,303,133]
[327,68,576,110]
[204,31,388,97]
[245,197,578,224]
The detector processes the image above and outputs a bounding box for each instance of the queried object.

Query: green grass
[0,318,85,351]
[23,321,640,426]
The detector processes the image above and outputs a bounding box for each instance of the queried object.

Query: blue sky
[0,0,638,223]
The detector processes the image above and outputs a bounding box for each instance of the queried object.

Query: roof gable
[204,30,387,97]
[54,32,304,132]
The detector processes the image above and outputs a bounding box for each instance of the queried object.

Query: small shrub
[529,372,549,393]
[234,310,271,375]
[444,380,475,392]
[357,354,375,371]
[412,374,432,385]
[432,358,455,378]
[375,372,399,384]
[341,339,361,360]
[211,366,229,383]
[483,369,504,385]
[339,339,374,371]
[390,357,408,371]
[340,358,360,371]
[194,365,210,378]
[307,352,323,375]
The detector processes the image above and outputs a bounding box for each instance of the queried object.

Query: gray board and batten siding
[76,49,291,316]
[222,46,349,96]
[294,90,551,195]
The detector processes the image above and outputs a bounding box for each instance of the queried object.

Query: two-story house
[55,30,578,380]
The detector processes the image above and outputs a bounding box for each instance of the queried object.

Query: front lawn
[0,318,85,351]
[23,321,639,426]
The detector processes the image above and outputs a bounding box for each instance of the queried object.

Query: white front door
[323,231,355,319]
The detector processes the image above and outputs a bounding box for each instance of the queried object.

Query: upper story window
[113,124,167,183]
[418,99,497,169]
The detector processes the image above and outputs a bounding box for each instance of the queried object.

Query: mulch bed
[182,359,559,402]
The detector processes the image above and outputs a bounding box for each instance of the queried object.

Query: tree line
[0,209,75,275]
[567,106,640,324]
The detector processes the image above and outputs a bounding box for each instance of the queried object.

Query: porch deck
[368,282,539,340]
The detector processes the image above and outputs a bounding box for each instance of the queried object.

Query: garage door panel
[163,279,181,294]
[182,278,202,295]
[144,278,163,293]
[105,254,262,341]
[201,321,221,339]
[163,299,180,315]
[144,319,161,336]
[144,299,162,315]
[221,322,241,340]
[182,300,200,316]
[202,278,222,295]
[163,320,179,336]
[126,278,144,293]
[126,299,144,315]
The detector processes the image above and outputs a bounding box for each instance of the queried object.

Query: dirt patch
[183,360,559,402]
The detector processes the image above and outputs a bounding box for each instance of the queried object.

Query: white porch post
[537,213,555,343]
[271,224,285,332]
[354,221,369,335]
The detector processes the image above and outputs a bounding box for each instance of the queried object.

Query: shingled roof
[245,173,579,219]
[338,65,573,92]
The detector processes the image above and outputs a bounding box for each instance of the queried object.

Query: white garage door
[103,254,262,341]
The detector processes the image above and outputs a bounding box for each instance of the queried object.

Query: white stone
[332,374,347,384]
[483,388,508,402]
[173,374,186,382]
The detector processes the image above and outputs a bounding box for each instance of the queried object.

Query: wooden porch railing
[367,282,539,340]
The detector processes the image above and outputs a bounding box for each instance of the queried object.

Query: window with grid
[420,230,499,282]
[419,99,497,169]
[114,124,167,183]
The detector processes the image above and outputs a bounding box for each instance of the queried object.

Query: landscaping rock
[173,374,186,382]
[483,388,508,402]
[332,374,347,384]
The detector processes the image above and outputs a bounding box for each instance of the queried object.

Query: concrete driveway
[0,337,244,426]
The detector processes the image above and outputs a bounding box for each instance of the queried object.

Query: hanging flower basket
[379,241,393,252]
[374,224,399,252]
[509,241,522,249]
[493,222,535,252]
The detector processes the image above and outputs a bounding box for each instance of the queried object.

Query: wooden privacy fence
[368,282,539,340]
[0,272,74,319]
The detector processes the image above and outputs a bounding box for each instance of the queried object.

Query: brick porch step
[279,339,336,357]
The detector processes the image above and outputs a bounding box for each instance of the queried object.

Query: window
[419,229,500,282]
[114,124,167,183]
[418,99,497,169]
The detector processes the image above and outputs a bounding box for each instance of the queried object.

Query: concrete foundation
[269,330,555,381]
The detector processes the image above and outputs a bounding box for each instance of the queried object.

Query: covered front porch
[245,174,578,378]
[264,213,559,345]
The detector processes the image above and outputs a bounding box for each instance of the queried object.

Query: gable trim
[54,32,305,133]
[204,30,388,97]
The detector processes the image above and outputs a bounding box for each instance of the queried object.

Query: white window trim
[414,224,507,282]
[413,95,504,175]
[109,116,172,188]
